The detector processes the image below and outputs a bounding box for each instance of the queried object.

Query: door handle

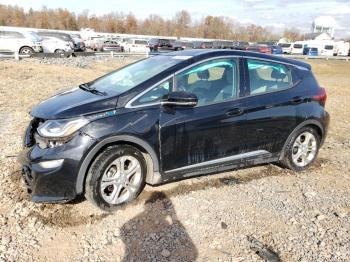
[226,108,244,116]
[290,96,303,104]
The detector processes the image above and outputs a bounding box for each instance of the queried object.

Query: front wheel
[280,127,320,171]
[85,145,146,211]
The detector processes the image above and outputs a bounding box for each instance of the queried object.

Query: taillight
[313,87,327,106]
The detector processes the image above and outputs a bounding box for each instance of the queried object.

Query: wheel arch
[75,135,161,194]
[279,119,325,161]
[19,46,33,53]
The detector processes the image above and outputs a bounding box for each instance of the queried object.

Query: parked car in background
[271,45,283,54]
[212,40,233,49]
[232,41,250,50]
[70,34,85,52]
[37,31,74,51]
[278,43,292,54]
[84,36,106,49]
[0,29,42,54]
[246,45,272,54]
[257,41,276,46]
[41,36,73,54]
[172,41,194,51]
[148,38,174,52]
[193,41,214,49]
[125,39,149,53]
[21,49,329,210]
[303,47,318,56]
[100,40,123,52]
[90,38,105,51]
[117,37,130,51]
[291,42,306,55]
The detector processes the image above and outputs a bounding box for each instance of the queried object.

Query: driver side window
[175,58,239,106]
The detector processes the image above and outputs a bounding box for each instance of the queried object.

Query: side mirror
[161,91,198,107]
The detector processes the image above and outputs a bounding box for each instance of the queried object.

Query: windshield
[88,55,182,94]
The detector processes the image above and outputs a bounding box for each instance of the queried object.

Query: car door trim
[164,150,269,174]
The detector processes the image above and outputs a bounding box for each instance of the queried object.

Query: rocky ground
[0,57,349,262]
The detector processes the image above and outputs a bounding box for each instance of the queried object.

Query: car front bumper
[19,130,96,203]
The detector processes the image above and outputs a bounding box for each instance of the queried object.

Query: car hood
[31,87,119,119]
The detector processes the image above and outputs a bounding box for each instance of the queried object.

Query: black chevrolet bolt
[20,50,329,210]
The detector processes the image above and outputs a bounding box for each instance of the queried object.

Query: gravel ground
[0,57,349,262]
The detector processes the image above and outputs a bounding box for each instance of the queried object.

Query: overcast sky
[2,0,349,38]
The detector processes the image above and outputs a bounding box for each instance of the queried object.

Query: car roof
[160,49,311,70]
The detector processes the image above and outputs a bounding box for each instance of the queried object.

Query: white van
[125,39,149,53]
[0,29,42,54]
[291,42,306,55]
[334,41,350,56]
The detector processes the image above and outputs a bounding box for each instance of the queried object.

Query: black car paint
[20,49,329,203]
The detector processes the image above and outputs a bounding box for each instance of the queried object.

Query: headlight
[37,117,89,138]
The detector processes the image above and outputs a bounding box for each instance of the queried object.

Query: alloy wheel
[292,131,317,167]
[100,155,142,205]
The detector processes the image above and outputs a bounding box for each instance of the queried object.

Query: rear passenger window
[247,59,293,95]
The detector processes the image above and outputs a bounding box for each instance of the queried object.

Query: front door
[159,57,250,173]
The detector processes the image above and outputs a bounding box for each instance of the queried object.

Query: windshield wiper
[79,83,106,96]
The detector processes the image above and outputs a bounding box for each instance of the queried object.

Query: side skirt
[149,152,280,185]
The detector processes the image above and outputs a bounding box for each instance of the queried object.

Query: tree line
[0,4,305,41]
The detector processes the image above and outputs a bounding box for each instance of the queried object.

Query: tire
[85,145,147,211]
[280,126,321,172]
[19,46,34,55]
[54,49,65,54]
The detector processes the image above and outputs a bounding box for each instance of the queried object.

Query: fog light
[37,159,64,169]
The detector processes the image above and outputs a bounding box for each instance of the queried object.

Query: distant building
[312,16,336,38]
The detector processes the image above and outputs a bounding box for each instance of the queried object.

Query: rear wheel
[280,127,320,171]
[19,46,34,55]
[85,145,146,211]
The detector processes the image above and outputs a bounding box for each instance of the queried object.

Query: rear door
[242,58,301,154]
